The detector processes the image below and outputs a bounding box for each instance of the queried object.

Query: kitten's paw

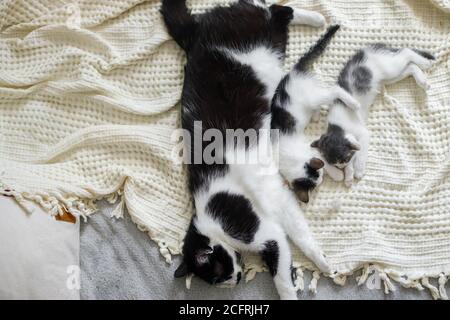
[344,178,353,187]
[353,163,365,180]
[348,99,361,111]
[354,170,365,180]
[416,76,430,91]
[419,59,433,71]
[328,169,344,182]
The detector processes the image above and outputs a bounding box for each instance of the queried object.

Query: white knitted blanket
[1,0,449,299]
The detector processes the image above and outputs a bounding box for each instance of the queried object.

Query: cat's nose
[237,272,242,284]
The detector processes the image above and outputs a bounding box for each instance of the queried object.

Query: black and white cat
[161,0,332,299]
[310,44,435,186]
[272,25,360,203]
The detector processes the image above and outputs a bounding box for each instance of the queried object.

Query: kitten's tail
[161,0,197,52]
[294,25,340,72]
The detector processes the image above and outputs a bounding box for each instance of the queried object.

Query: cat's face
[292,157,324,203]
[311,124,360,168]
[174,221,242,287]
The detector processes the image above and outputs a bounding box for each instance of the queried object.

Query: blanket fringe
[308,271,321,294]
[1,180,449,300]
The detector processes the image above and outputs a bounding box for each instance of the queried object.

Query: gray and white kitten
[311,44,435,186]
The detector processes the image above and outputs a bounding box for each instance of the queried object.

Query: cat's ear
[347,140,361,151]
[346,135,361,151]
[195,248,213,266]
[296,189,309,203]
[174,261,189,278]
[349,143,360,151]
[309,157,324,170]
[311,139,320,148]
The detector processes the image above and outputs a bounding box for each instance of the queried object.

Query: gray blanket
[80,201,438,300]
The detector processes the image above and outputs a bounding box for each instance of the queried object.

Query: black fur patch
[371,43,399,53]
[413,49,436,61]
[338,50,366,93]
[180,221,235,285]
[352,66,372,94]
[271,105,296,135]
[294,25,340,72]
[261,240,279,276]
[305,163,320,179]
[276,75,291,107]
[292,178,316,191]
[206,192,260,244]
[271,75,297,135]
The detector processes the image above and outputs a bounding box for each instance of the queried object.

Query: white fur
[291,8,326,27]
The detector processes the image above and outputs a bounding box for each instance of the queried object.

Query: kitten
[311,44,435,186]
[162,0,331,299]
[272,25,360,203]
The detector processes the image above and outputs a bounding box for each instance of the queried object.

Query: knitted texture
[1,0,449,298]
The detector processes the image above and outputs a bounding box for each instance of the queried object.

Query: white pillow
[0,197,80,299]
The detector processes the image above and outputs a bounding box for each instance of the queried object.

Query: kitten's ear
[296,189,310,203]
[346,135,361,151]
[310,157,324,170]
[174,261,189,278]
[195,248,213,266]
[348,141,361,151]
[311,139,320,148]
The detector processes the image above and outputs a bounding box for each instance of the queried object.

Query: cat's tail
[294,25,340,72]
[161,0,197,52]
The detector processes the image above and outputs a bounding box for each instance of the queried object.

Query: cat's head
[292,157,324,203]
[174,219,243,287]
[311,124,360,168]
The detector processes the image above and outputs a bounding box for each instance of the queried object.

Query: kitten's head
[174,219,242,287]
[311,124,360,168]
[292,157,325,203]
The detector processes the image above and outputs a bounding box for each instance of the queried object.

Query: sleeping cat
[311,44,435,186]
[161,0,332,299]
[272,25,360,203]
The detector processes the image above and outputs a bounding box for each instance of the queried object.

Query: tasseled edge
[422,277,441,300]
[109,189,125,219]
[244,263,266,283]
[438,273,448,300]
[185,273,194,290]
[352,264,449,300]
[0,182,97,222]
[308,271,321,294]
[379,271,396,294]
[293,267,305,291]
